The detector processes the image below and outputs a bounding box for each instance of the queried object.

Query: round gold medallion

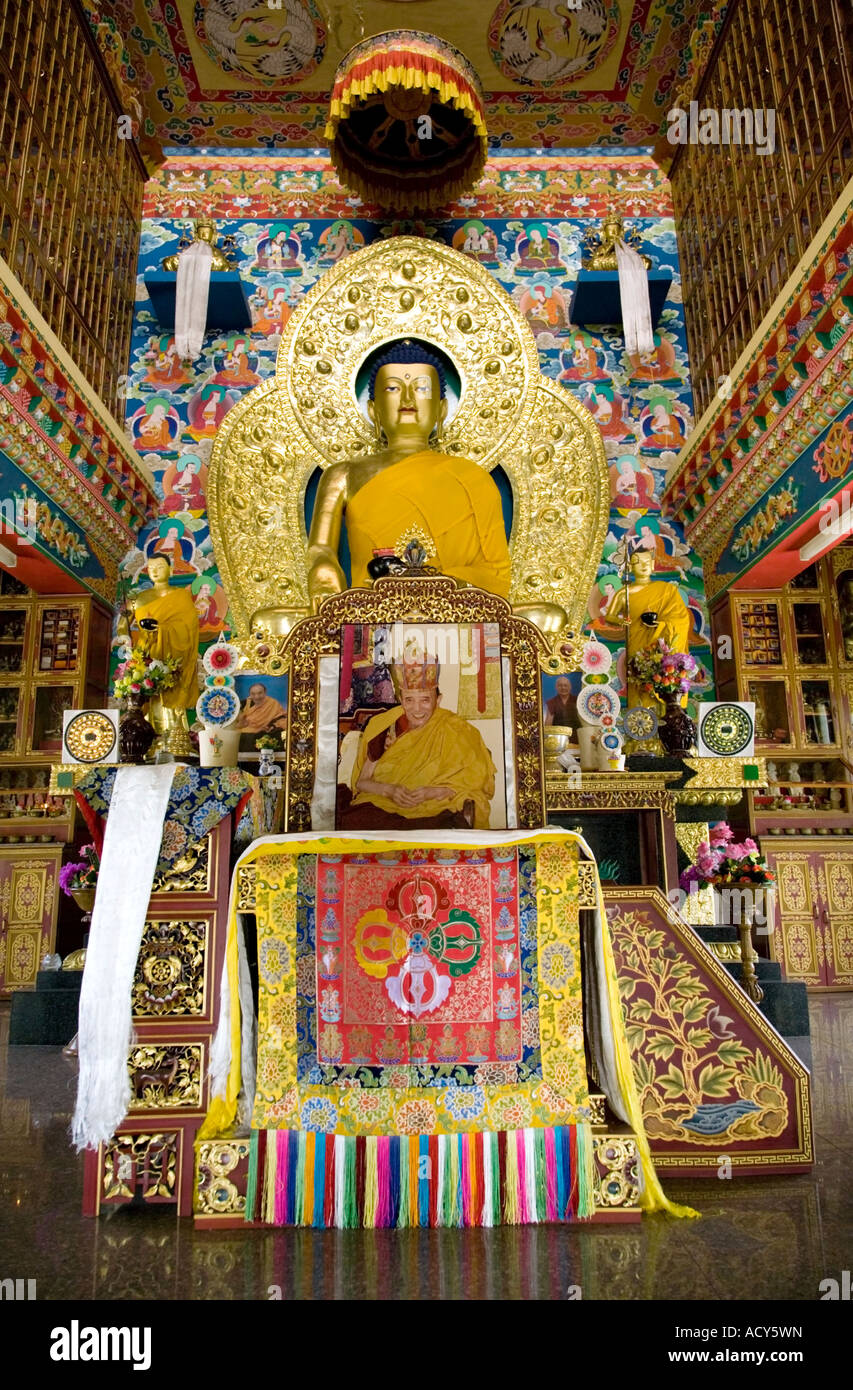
[64,710,117,764]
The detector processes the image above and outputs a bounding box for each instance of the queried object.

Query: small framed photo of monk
[541,672,582,734]
[234,673,288,752]
[334,623,510,831]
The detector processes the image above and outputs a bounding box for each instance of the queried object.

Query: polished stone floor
[0,996,850,1301]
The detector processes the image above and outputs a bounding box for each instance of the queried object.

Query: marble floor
[0,996,849,1301]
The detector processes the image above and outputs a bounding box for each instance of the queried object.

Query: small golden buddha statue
[162,218,235,273]
[582,214,652,272]
[605,548,691,706]
[121,556,200,755]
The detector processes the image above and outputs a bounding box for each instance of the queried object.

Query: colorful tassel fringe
[245,1125,595,1228]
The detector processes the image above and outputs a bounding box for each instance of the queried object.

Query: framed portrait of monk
[328,623,512,832]
[234,672,289,752]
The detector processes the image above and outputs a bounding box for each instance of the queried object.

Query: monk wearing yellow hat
[340,648,496,830]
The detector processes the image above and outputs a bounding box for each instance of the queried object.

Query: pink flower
[130,682,141,693]
[143,678,154,689]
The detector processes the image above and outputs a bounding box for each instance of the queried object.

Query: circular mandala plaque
[197,687,240,729]
[622,706,659,741]
[577,683,621,727]
[699,703,754,756]
[64,711,117,764]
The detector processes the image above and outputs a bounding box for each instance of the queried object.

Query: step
[34,969,83,992]
[9,989,79,1045]
[721,973,811,1037]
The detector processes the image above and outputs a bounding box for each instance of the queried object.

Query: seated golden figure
[339,648,495,831]
[307,342,511,612]
[582,214,652,272]
[162,218,235,273]
[208,235,612,661]
[604,548,691,706]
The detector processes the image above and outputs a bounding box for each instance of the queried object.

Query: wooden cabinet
[767,847,853,989]
[714,556,853,989]
[0,844,63,992]
[0,573,112,845]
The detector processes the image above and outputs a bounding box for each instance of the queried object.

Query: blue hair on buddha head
[367,340,447,400]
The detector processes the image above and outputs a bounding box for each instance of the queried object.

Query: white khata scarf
[174,238,213,361]
[615,237,654,358]
[72,765,177,1151]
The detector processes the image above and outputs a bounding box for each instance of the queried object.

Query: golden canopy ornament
[324,30,488,211]
[207,235,610,670]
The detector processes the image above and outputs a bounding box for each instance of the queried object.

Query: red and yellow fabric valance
[325,30,488,211]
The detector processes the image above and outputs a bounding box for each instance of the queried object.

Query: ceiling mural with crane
[82,0,727,153]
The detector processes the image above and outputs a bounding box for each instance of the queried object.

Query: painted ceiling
[87,0,726,152]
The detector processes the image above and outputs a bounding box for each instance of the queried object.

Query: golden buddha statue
[604,548,691,706]
[122,556,200,755]
[582,214,652,272]
[306,341,512,613]
[162,218,236,273]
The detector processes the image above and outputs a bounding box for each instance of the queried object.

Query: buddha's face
[147,556,171,585]
[629,551,654,583]
[369,362,447,446]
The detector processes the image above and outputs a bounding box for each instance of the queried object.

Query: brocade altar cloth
[203,829,695,1226]
[74,765,277,873]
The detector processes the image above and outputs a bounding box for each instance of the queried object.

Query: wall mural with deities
[121,150,713,708]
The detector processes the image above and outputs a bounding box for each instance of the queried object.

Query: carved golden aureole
[206,236,609,663]
[276,577,548,831]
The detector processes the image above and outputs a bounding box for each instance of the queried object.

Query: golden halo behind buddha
[207,235,609,660]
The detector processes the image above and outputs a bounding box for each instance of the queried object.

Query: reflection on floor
[0,996,849,1301]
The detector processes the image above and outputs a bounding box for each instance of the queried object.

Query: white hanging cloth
[174,238,213,361]
[615,237,654,358]
[72,764,177,1150]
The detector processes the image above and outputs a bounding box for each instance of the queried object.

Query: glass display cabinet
[711,554,853,988]
[0,577,112,844]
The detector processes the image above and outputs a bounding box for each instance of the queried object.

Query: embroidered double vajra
[353,872,483,1017]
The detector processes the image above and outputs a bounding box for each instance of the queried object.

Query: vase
[658,694,696,756]
[70,887,96,915]
[198,727,240,768]
[119,694,156,763]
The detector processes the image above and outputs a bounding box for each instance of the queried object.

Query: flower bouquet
[113,646,180,702]
[627,638,699,702]
[679,825,775,1001]
[679,823,775,893]
[114,646,181,763]
[628,639,701,755]
[255,732,280,751]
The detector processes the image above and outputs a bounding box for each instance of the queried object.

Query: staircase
[693,924,811,1068]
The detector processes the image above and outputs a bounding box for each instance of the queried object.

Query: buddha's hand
[307,557,346,614]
